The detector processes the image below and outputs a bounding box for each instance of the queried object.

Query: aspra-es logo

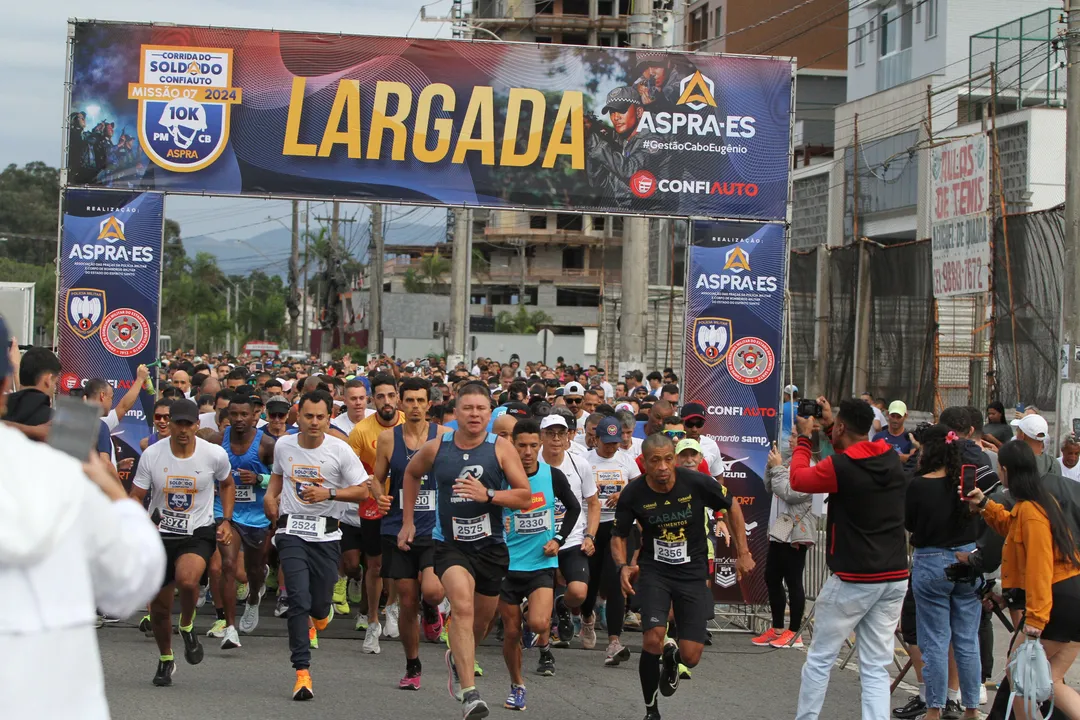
[97,216,126,243]
[722,247,751,273]
[675,71,717,111]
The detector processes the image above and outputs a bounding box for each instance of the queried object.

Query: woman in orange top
[966,440,1080,720]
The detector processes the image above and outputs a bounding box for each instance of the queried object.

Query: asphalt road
[99,606,868,720]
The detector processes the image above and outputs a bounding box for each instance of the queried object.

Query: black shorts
[162,525,216,587]
[558,546,590,585]
[1040,574,1080,643]
[434,541,509,598]
[500,569,556,605]
[635,569,714,644]
[340,523,365,554]
[360,518,383,556]
[381,535,436,580]
[900,584,918,646]
[216,518,269,552]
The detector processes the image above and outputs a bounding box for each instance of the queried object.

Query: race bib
[514,510,551,535]
[654,539,689,565]
[234,485,255,503]
[452,514,492,542]
[159,509,192,535]
[284,514,327,540]
[596,469,625,498]
[401,489,435,512]
[554,500,566,523]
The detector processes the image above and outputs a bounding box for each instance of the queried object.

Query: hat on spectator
[1011,414,1048,439]
[888,400,908,416]
[675,438,703,456]
[563,381,585,397]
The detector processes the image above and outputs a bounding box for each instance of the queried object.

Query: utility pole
[621,0,654,376]
[369,204,384,356]
[1058,0,1080,441]
[448,208,471,368]
[302,202,309,356]
[289,200,300,349]
[225,284,232,355]
[851,114,872,396]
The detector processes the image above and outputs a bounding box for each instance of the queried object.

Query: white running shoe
[239,598,261,634]
[363,621,382,654]
[384,602,401,639]
[220,625,241,650]
[347,577,364,605]
[196,584,210,609]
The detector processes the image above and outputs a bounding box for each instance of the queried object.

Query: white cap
[1011,414,1048,439]
[783,384,798,395]
[540,414,568,430]
[563,381,585,397]
[614,402,634,413]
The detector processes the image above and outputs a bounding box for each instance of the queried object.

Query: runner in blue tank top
[399,382,532,720]
[369,377,450,690]
[493,418,581,710]
[206,395,277,648]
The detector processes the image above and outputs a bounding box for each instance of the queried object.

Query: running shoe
[623,610,642,630]
[347,574,364,604]
[980,685,988,705]
[239,585,265,634]
[292,669,314,701]
[942,700,963,720]
[537,649,555,676]
[399,669,421,691]
[462,688,490,719]
[99,614,121,624]
[332,577,350,616]
[236,581,249,602]
[581,615,597,649]
[446,649,462,701]
[196,584,209,609]
[206,619,227,638]
[152,658,176,687]
[179,626,204,665]
[751,627,782,646]
[309,626,319,649]
[355,612,369,631]
[422,609,444,643]
[504,684,527,711]
[892,695,927,719]
[521,620,536,649]
[384,602,401,639]
[139,614,153,636]
[604,638,631,666]
[474,660,484,677]
[264,565,278,592]
[769,630,804,649]
[659,639,679,697]
[439,622,449,645]
[274,594,289,618]
[363,621,382,654]
[221,625,241,650]
[678,664,691,680]
[555,596,574,643]
[643,708,661,720]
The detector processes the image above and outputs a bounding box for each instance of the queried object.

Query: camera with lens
[797,398,823,419]
[944,561,978,584]
[911,421,933,444]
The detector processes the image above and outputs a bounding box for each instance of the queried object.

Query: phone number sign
[930,135,990,298]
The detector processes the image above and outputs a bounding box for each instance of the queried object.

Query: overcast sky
[1,0,448,239]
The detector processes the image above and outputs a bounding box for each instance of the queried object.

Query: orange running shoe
[751,627,782,646]
[293,669,314,701]
[770,630,804,649]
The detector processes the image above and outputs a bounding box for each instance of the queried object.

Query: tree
[402,268,426,294]
[418,250,451,286]
[0,162,60,266]
[495,306,552,334]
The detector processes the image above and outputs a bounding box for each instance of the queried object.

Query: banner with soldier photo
[66,21,793,220]
[683,220,786,604]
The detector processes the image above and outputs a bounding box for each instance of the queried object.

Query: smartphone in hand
[960,464,978,498]
[47,396,103,461]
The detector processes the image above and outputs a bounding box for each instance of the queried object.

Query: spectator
[660,384,679,405]
[861,392,887,438]
[753,442,815,651]
[982,402,1013,447]
[905,425,981,720]
[646,371,663,398]
[790,397,909,720]
[964,405,1000,476]
[879,400,915,462]
[780,385,799,459]
[938,406,998,491]
[1059,434,1080,483]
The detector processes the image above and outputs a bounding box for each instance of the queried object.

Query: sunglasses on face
[268,412,288,419]
[664,430,686,441]
[684,419,705,429]
[154,413,170,421]
[564,397,582,404]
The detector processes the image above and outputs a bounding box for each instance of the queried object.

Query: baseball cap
[888,400,908,416]
[602,86,642,115]
[783,384,799,395]
[540,414,568,431]
[681,401,706,421]
[675,438,703,456]
[614,402,634,414]
[0,315,10,379]
[266,396,291,415]
[597,417,622,443]
[503,402,530,419]
[1011,414,1048,439]
[170,399,200,424]
[563,381,585,397]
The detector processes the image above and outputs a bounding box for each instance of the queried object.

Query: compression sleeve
[551,468,581,542]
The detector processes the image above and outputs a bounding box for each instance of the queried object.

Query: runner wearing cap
[264,389,370,700]
[495,418,581,707]
[680,402,722,478]
[265,396,298,438]
[581,416,641,664]
[130,398,234,687]
[539,412,600,647]
[562,382,587,446]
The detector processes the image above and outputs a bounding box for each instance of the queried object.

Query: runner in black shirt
[612,433,755,720]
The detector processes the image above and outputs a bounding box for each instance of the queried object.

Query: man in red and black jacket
[790,397,910,720]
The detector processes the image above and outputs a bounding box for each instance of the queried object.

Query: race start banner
[58,189,163,478]
[683,220,786,604]
[931,134,990,297]
[66,21,793,220]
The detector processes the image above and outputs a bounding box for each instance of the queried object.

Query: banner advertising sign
[66,21,792,220]
[58,189,163,477]
[931,134,989,297]
[684,220,785,604]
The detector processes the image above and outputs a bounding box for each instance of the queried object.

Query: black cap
[266,396,291,414]
[503,402,530,419]
[597,416,622,443]
[681,401,706,421]
[170,399,200,424]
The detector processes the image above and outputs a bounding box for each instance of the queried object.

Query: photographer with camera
[905,425,982,720]
[965,440,1080,720]
[790,397,909,720]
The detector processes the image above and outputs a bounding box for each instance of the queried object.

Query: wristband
[615,563,627,573]
[554,534,566,547]
[584,533,596,541]
[259,473,271,489]
[977,495,989,509]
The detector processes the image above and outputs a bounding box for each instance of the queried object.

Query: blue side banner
[58,189,163,483]
[683,219,787,604]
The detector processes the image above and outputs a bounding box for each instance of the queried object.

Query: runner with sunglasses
[563,382,588,446]
[633,416,711,475]
[680,402,723,479]
[264,396,299,438]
